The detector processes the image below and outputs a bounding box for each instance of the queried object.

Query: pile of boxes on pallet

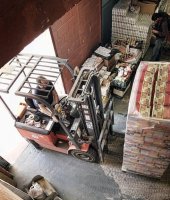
[112,0,153,57]
[82,47,115,108]
[110,62,136,98]
[82,45,142,100]
[93,46,136,99]
[110,39,143,97]
[122,61,170,178]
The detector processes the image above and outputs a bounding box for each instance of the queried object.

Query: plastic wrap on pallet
[122,61,170,178]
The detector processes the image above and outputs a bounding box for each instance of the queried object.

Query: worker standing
[151,12,169,61]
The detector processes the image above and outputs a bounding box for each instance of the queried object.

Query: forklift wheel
[70,148,98,163]
[27,139,43,150]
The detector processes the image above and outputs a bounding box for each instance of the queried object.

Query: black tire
[27,139,43,150]
[70,147,98,163]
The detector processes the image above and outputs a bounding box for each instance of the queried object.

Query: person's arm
[38,103,58,122]
[161,21,169,40]
[38,103,52,117]
[152,21,159,36]
[152,29,159,35]
[52,89,59,106]
[152,20,169,39]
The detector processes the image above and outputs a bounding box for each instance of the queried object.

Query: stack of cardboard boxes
[138,1,157,14]
[82,46,115,107]
[112,0,153,57]
[122,61,170,178]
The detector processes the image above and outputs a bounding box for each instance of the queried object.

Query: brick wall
[50,0,101,93]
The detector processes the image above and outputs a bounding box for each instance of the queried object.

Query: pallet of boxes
[111,0,151,98]
[82,46,115,108]
[110,39,142,98]
[122,61,170,178]
[112,0,153,58]
[90,45,141,99]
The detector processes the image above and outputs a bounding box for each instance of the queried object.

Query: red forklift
[0,54,113,163]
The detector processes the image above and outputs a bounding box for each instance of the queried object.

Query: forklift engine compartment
[0,54,113,163]
[16,108,55,135]
[15,107,73,155]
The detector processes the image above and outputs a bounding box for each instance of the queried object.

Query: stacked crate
[157,0,169,13]
[122,62,170,178]
[112,0,152,56]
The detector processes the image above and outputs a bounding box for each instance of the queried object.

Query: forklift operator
[33,75,59,117]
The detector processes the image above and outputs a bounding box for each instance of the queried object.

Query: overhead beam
[0,0,82,67]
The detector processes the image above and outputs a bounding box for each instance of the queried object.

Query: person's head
[36,76,49,88]
[152,13,159,21]
[152,12,166,22]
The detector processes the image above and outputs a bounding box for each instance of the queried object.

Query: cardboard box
[138,1,157,14]
[104,55,116,70]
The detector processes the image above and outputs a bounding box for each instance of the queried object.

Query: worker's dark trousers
[151,38,164,61]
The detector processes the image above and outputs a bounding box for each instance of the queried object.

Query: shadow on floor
[11,137,170,200]
[101,135,170,200]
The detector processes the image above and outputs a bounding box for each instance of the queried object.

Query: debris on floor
[26,175,62,200]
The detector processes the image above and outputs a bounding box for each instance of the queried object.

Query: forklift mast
[68,67,105,146]
[68,66,114,161]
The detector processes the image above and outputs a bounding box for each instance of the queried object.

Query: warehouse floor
[9,46,170,200]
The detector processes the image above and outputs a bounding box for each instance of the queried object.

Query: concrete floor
[11,132,170,200]
[11,146,122,200]
[9,46,170,200]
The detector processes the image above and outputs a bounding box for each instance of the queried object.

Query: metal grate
[0,54,74,101]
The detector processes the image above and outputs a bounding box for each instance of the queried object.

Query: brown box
[138,1,157,14]
[16,103,27,120]
[104,55,116,70]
